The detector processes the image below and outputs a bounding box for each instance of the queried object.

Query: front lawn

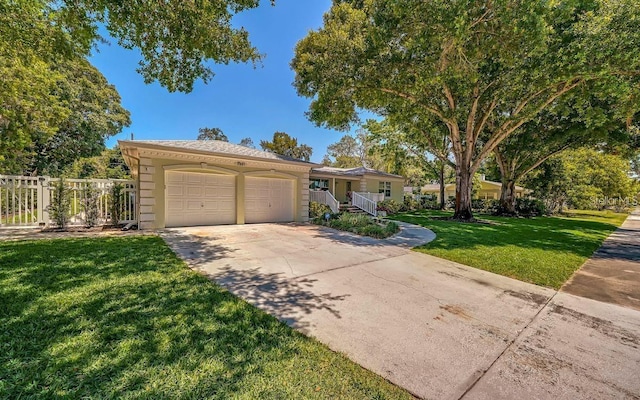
[391,210,627,289]
[0,236,411,399]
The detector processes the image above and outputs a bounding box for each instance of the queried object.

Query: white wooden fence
[0,175,137,227]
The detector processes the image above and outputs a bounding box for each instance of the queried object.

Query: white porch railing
[351,191,378,217]
[355,192,385,202]
[0,175,137,227]
[310,190,340,213]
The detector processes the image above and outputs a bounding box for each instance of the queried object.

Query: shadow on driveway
[206,266,349,332]
[162,228,350,332]
[162,230,236,267]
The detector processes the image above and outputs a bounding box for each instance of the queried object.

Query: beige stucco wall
[364,177,404,203]
[333,179,361,203]
[137,153,310,229]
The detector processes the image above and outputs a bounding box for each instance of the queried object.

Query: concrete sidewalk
[163,223,640,400]
[562,209,640,311]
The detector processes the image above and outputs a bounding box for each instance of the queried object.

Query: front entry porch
[310,176,363,203]
[310,176,385,217]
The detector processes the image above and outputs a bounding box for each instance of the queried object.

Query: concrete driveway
[163,223,640,400]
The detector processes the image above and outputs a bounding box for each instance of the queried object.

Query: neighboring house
[119,140,405,229]
[421,175,529,201]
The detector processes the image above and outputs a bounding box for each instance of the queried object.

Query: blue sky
[90,0,355,163]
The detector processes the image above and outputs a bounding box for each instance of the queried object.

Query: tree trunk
[438,163,445,210]
[453,164,474,220]
[498,179,517,215]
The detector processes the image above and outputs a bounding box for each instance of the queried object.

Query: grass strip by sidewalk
[0,236,412,399]
[391,210,627,289]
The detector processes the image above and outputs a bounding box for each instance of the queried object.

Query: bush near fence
[0,175,137,227]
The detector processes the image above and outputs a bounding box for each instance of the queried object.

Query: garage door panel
[167,199,184,210]
[245,177,294,224]
[167,186,184,196]
[207,187,234,198]
[166,171,236,227]
[186,174,203,184]
[166,173,184,184]
[185,200,203,211]
[186,186,203,197]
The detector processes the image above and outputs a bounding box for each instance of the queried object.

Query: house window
[310,179,329,190]
[379,181,391,197]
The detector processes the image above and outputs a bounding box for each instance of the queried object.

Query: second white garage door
[244,177,294,223]
[165,171,236,227]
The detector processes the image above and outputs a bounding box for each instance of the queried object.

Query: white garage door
[165,171,236,227]
[245,177,294,223]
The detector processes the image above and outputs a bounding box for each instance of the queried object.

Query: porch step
[339,204,369,215]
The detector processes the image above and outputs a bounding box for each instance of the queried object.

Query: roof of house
[422,184,441,192]
[118,140,319,166]
[311,166,404,179]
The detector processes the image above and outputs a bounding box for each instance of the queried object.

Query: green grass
[0,236,411,399]
[391,209,627,289]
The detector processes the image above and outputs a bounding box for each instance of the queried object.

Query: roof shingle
[119,140,317,165]
[311,166,404,179]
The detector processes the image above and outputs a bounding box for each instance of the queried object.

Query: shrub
[377,199,402,215]
[315,212,399,239]
[359,224,385,238]
[384,221,400,235]
[516,198,546,217]
[403,194,420,211]
[49,178,71,229]
[80,183,100,227]
[336,212,371,227]
[471,198,486,211]
[472,199,500,214]
[445,198,456,209]
[109,183,124,226]
[309,201,332,219]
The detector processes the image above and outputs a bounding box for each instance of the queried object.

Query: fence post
[38,176,50,225]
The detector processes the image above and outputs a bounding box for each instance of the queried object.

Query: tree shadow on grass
[0,237,375,399]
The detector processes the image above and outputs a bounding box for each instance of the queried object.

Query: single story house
[421,175,529,201]
[309,166,405,204]
[119,140,405,229]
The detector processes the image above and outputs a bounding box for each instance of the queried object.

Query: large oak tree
[292,0,640,220]
[1,3,130,174]
[48,0,268,92]
[493,95,638,215]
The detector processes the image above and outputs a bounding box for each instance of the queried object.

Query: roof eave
[118,140,322,168]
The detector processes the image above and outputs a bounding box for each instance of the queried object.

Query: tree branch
[517,144,572,180]
[475,79,583,168]
[377,87,450,122]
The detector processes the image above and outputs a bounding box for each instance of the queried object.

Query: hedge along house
[119,140,319,229]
